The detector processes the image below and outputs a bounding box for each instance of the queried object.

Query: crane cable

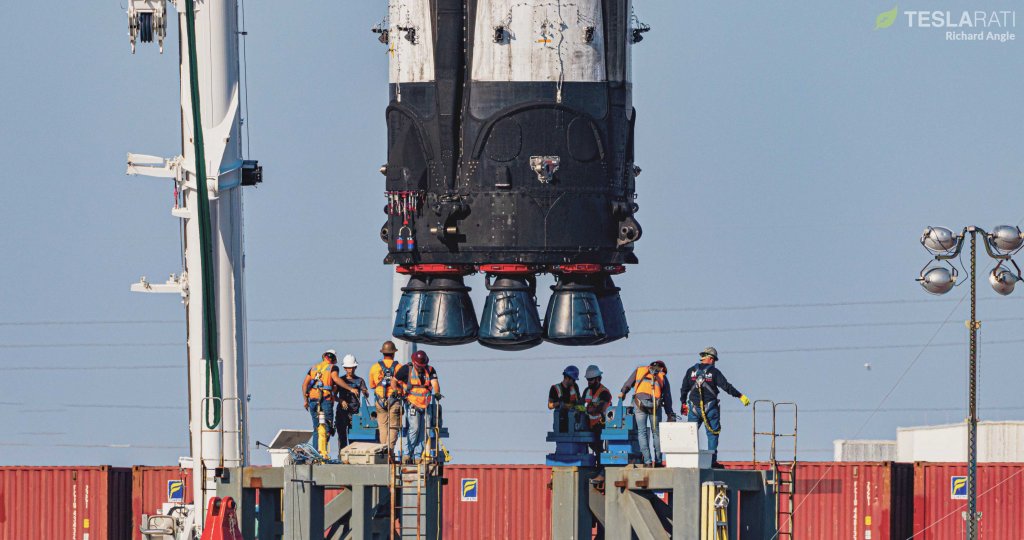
[184,0,222,430]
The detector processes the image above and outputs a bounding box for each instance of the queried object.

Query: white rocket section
[176,0,248,523]
[388,0,435,84]
[472,0,606,82]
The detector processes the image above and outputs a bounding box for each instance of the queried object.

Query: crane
[124,0,260,535]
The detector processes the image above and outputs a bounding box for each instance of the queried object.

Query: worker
[681,347,751,468]
[369,340,403,457]
[390,350,442,463]
[618,360,678,467]
[301,349,359,447]
[334,354,369,454]
[548,365,581,432]
[582,365,612,457]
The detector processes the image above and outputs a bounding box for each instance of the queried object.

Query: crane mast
[125,0,258,534]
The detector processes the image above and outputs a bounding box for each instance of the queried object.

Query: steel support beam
[551,467,597,539]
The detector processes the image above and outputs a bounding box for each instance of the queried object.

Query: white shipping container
[833,439,897,461]
[896,420,1024,463]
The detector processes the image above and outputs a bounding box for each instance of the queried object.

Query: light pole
[918,225,1024,540]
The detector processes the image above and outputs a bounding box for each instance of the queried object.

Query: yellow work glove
[740,395,751,407]
[574,404,586,413]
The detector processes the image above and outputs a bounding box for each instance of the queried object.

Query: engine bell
[543,275,606,346]
[594,275,629,344]
[479,274,543,350]
[393,275,478,345]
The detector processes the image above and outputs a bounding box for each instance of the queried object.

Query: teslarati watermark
[875,6,1017,42]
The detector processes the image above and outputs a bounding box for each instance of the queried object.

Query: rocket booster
[381,1,646,349]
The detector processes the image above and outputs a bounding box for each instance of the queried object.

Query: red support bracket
[199,497,243,540]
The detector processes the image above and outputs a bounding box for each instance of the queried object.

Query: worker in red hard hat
[390,350,443,463]
[619,360,678,467]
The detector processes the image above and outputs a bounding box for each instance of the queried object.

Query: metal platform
[552,465,777,540]
[215,463,443,539]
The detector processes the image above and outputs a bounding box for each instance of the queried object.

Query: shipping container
[834,439,898,462]
[912,462,1024,539]
[443,465,552,540]
[130,466,193,539]
[722,461,913,540]
[897,421,1024,463]
[0,466,132,540]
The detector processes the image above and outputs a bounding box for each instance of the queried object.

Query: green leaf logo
[875,5,898,29]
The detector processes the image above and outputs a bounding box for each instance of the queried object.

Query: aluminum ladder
[753,400,798,539]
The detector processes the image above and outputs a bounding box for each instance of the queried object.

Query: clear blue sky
[1,2,1021,466]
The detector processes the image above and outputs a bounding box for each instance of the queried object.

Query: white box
[660,421,712,469]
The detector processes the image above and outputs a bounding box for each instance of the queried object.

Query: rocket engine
[381,0,645,349]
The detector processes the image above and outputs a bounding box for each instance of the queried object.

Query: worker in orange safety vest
[390,350,442,463]
[618,360,678,466]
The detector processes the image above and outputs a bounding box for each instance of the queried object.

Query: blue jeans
[308,399,335,445]
[687,401,721,455]
[634,406,663,465]
[404,406,436,458]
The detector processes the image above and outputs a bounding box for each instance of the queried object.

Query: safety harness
[375,358,398,398]
[690,364,721,436]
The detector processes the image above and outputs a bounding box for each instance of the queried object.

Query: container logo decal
[461,478,478,502]
[951,476,968,499]
[168,480,185,503]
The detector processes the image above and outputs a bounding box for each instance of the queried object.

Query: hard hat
[323,349,338,362]
[701,347,719,360]
[342,354,358,368]
[563,365,580,381]
[649,360,667,373]
[380,341,398,355]
[411,350,429,367]
[585,365,603,379]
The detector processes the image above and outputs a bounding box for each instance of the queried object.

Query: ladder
[753,400,798,539]
[389,461,430,539]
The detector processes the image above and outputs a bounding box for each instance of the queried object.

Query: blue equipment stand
[545,409,597,466]
[348,397,381,443]
[600,400,643,465]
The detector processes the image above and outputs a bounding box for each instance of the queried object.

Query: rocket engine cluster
[379,0,648,350]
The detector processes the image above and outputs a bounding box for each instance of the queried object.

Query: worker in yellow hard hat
[682,347,751,468]
[302,349,359,447]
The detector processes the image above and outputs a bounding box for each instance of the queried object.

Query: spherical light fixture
[921,226,957,253]
[989,267,1019,296]
[918,266,957,295]
[989,225,1023,252]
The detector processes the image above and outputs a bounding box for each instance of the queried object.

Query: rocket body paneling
[383,0,641,266]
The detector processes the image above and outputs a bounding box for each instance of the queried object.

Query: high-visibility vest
[583,384,610,428]
[633,367,665,399]
[373,358,401,399]
[550,383,580,406]
[307,361,335,400]
[405,367,434,409]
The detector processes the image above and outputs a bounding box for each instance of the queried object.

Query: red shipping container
[130,466,193,539]
[443,465,552,540]
[722,461,913,540]
[912,462,1024,539]
[0,466,132,540]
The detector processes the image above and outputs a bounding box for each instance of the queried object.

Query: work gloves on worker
[680,403,688,416]
[740,395,751,407]
[433,393,444,401]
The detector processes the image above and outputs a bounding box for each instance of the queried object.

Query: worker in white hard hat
[681,347,751,468]
[334,354,369,454]
[582,365,612,458]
